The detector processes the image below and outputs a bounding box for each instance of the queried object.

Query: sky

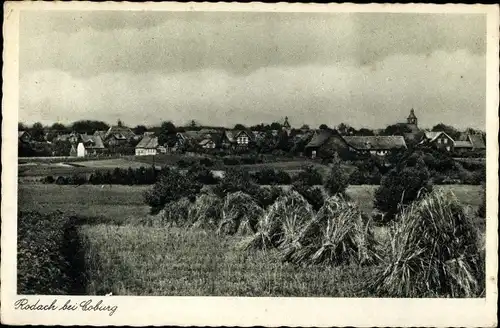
[19,11,487,130]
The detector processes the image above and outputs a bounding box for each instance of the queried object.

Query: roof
[104,126,136,140]
[80,135,105,149]
[93,130,107,140]
[408,109,417,119]
[224,130,254,143]
[468,134,486,149]
[423,131,454,143]
[305,129,334,148]
[18,131,29,138]
[136,135,159,149]
[199,139,215,146]
[454,141,473,148]
[344,136,407,150]
[283,117,291,128]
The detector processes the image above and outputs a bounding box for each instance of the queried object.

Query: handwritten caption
[14,298,118,316]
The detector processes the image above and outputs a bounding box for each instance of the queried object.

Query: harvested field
[80,225,379,296]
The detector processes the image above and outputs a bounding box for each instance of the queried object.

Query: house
[135,135,159,156]
[305,129,407,158]
[76,135,105,157]
[199,139,217,149]
[55,131,79,144]
[343,136,407,156]
[222,129,255,148]
[304,129,349,158]
[419,131,455,152]
[103,126,136,146]
[453,134,486,154]
[18,131,32,143]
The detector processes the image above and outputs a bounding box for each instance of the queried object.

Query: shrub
[252,186,285,208]
[43,175,55,184]
[188,193,223,229]
[177,159,192,168]
[243,191,314,250]
[144,197,192,227]
[282,196,378,266]
[213,168,256,198]
[368,190,484,297]
[324,165,349,196]
[187,163,219,185]
[218,192,264,235]
[18,211,85,294]
[477,186,486,218]
[56,176,68,185]
[293,165,323,186]
[223,156,241,166]
[374,162,432,222]
[144,168,202,214]
[199,157,214,167]
[253,167,292,185]
[292,184,325,211]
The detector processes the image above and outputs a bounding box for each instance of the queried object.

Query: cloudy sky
[19,11,486,129]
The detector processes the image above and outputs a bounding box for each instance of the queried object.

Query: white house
[135,135,159,156]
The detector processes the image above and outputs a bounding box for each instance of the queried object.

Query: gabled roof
[423,131,453,143]
[344,136,407,150]
[305,129,335,148]
[18,131,30,138]
[224,130,254,143]
[80,134,105,149]
[104,126,136,140]
[136,135,159,149]
[468,134,486,149]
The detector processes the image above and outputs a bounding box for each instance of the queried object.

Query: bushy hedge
[324,165,349,196]
[293,165,323,186]
[18,211,85,294]
[292,182,325,211]
[252,167,292,185]
[144,168,202,214]
[374,155,433,222]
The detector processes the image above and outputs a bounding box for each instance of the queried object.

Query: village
[18,109,485,160]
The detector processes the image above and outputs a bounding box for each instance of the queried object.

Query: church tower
[407,109,418,127]
[282,116,291,135]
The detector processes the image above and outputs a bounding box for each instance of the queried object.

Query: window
[438,139,442,144]
[446,146,450,152]
[444,138,448,144]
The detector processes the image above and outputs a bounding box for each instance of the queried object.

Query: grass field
[80,225,379,296]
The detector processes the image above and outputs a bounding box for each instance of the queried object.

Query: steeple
[283,116,291,129]
[407,109,418,126]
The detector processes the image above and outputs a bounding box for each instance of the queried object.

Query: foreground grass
[80,225,378,296]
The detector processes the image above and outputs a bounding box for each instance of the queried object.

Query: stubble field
[18,183,484,296]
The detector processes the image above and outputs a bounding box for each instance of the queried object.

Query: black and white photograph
[2,2,498,326]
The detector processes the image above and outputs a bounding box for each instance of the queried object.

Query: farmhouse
[419,131,455,152]
[76,134,105,157]
[222,129,255,148]
[343,136,407,156]
[305,129,407,158]
[18,131,32,143]
[135,135,159,156]
[103,126,136,146]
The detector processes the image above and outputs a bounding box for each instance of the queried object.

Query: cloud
[19,49,485,130]
[20,12,486,77]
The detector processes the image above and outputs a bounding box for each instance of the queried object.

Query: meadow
[18,183,484,296]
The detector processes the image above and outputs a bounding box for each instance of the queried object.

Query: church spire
[407,108,417,126]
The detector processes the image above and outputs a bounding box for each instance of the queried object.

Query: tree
[319,124,329,130]
[381,123,412,136]
[270,122,282,130]
[431,123,460,140]
[356,128,375,136]
[337,123,356,135]
[324,164,349,196]
[133,125,148,135]
[277,130,290,152]
[71,120,110,134]
[300,124,310,130]
[18,122,27,131]
[234,124,246,130]
[158,121,177,146]
[374,153,433,222]
[30,122,45,141]
[51,123,67,133]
